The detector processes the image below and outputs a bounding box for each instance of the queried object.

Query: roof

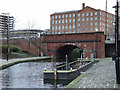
[52,10,80,15]
[9,29,44,33]
[51,5,114,16]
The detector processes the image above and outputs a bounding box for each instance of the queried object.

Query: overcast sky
[0,0,117,30]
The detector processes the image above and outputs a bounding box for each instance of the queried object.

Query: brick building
[50,3,115,40]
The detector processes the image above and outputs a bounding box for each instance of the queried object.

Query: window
[86,28,89,31]
[55,26,57,30]
[62,15,64,18]
[66,25,68,29]
[78,18,80,21]
[58,32,61,34]
[82,23,84,26]
[95,12,98,15]
[52,20,54,24]
[90,28,93,31]
[62,25,64,30]
[52,16,54,19]
[55,16,57,19]
[78,23,80,26]
[95,22,97,25]
[82,13,84,16]
[73,24,75,28]
[95,17,97,20]
[59,20,61,24]
[95,27,98,31]
[73,14,75,17]
[86,18,89,21]
[86,23,89,26]
[59,15,61,19]
[73,19,75,22]
[78,28,80,31]
[86,13,89,16]
[52,26,54,30]
[82,18,84,21]
[78,13,80,17]
[91,12,93,16]
[66,19,68,23]
[69,25,72,29]
[91,17,93,21]
[69,19,71,23]
[66,14,68,18]
[69,14,71,17]
[55,20,57,24]
[66,32,68,34]
[90,23,93,25]
[52,32,54,34]
[73,31,75,33]
[82,28,85,31]
[62,20,64,23]
[59,26,61,30]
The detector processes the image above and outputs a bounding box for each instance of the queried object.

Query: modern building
[50,3,115,40]
[0,14,14,38]
[5,29,44,39]
[0,14,14,31]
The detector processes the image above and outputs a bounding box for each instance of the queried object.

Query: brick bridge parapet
[42,31,105,58]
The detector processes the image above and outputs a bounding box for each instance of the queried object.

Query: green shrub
[0,45,11,54]
[11,46,19,52]
[0,44,19,54]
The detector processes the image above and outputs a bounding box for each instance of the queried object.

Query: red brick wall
[43,32,105,58]
[1,32,105,58]
[2,38,41,56]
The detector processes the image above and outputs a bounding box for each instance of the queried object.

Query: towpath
[0,56,51,69]
[65,58,120,89]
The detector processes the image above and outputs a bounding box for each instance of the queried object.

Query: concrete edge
[0,56,51,70]
[113,81,120,89]
[64,73,84,88]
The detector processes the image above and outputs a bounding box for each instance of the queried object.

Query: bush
[11,46,19,52]
[0,45,20,54]
[1,45,10,54]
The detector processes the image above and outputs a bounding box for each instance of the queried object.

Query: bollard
[54,68,57,80]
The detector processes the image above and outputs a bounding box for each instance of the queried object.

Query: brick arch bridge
[2,32,105,59]
[42,32,105,59]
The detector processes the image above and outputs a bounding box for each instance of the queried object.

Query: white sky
[0,0,117,30]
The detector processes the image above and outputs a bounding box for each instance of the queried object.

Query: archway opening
[56,45,83,61]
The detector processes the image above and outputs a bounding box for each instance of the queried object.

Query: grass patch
[11,52,34,58]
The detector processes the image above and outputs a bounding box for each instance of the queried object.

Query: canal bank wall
[0,56,51,70]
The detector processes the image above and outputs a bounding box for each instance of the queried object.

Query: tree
[71,48,81,61]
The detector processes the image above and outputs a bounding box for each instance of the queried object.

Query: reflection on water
[1,61,71,88]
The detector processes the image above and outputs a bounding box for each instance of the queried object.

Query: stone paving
[0,56,51,69]
[65,58,119,88]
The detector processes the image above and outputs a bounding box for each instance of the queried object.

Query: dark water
[1,61,71,88]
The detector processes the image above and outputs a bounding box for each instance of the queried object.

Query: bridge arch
[56,45,83,61]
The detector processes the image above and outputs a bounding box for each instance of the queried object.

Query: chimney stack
[82,3,85,9]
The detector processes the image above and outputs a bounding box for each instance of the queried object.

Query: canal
[1,61,71,88]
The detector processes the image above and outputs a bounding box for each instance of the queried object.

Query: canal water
[1,61,71,88]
